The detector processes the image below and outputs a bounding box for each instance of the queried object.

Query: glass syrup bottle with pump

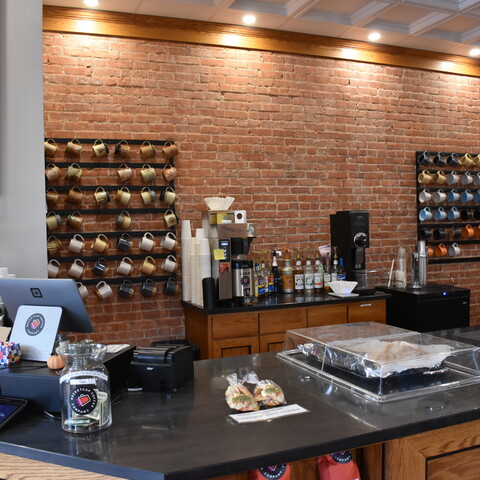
[303,252,314,295]
[323,255,332,292]
[314,256,324,293]
[294,252,304,293]
[281,249,294,294]
[331,247,339,282]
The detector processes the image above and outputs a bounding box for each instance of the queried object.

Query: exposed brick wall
[43,32,480,345]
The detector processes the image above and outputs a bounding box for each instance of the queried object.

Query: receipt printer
[130,344,194,392]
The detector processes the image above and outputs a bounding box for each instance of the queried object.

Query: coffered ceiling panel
[43,0,480,59]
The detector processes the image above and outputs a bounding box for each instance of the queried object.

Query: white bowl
[203,196,235,211]
[327,281,357,294]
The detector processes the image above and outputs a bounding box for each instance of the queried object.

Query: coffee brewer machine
[330,210,374,294]
[202,211,256,304]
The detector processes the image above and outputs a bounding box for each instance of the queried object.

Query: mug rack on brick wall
[416,150,480,265]
[44,137,178,294]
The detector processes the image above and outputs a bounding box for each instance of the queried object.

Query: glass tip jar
[59,341,112,433]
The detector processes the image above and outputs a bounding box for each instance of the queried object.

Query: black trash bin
[151,339,199,361]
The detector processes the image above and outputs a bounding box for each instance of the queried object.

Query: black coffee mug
[418,227,432,240]
[433,152,446,167]
[451,227,462,239]
[461,208,473,221]
[92,258,108,276]
[117,233,132,252]
[433,228,446,240]
[163,277,178,296]
[417,152,431,167]
[118,280,134,298]
[474,208,480,220]
[141,279,156,297]
[447,153,459,167]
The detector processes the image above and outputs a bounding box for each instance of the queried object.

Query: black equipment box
[130,344,193,392]
[376,284,470,332]
[0,346,134,411]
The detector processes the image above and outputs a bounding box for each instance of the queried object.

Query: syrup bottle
[281,249,294,293]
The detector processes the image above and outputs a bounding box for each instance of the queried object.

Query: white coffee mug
[47,259,61,278]
[433,190,446,203]
[117,257,133,276]
[446,171,459,185]
[461,172,473,185]
[160,232,177,251]
[139,232,155,252]
[418,189,431,203]
[95,281,113,300]
[161,254,178,273]
[448,243,461,257]
[76,282,89,299]
[68,234,85,254]
[68,259,85,279]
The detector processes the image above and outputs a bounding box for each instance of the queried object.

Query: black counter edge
[2,408,480,480]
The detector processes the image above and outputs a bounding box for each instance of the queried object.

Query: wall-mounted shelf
[45,137,178,290]
[416,150,480,263]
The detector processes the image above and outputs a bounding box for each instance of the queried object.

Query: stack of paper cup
[181,220,192,302]
[197,238,212,307]
[190,229,205,305]
[189,238,197,304]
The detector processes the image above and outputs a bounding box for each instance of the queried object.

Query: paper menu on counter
[229,404,309,424]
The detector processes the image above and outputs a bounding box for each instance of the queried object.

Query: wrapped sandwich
[224,374,259,412]
[247,372,286,408]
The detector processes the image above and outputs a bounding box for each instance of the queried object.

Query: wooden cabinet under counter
[348,300,386,323]
[184,296,387,359]
[307,304,348,327]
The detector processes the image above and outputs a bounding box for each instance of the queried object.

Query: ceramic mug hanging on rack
[161,142,179,161]
[45,163,61,182]
[65,138,82,157]
[140,141,156,160]
[92,139,109,158]
[44,138,58,158]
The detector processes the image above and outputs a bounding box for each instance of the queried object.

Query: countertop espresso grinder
[202,211,256,304]
[330,210,374,294]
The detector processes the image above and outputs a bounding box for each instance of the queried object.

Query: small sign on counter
[229,404,308,424]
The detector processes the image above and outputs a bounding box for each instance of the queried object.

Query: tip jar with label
[59,341,112,433]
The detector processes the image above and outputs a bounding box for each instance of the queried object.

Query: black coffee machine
[330,210,374,294]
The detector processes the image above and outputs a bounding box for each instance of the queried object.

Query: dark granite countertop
[1,351,480,480]
[182,291,389,314]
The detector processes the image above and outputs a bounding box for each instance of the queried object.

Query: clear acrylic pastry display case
[278,322,480,402]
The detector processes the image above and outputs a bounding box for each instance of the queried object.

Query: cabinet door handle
[360,303,372,307]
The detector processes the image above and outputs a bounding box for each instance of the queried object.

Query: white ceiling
[43,0,480,58]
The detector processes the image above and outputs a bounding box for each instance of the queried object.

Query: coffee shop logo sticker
[25,313,45,336]
[69,386,98,415]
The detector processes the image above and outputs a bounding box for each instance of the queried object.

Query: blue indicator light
[442,292,447,296]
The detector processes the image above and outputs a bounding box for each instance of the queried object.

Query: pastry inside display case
[278,322,480,402]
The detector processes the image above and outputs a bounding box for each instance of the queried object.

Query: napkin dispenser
[130,344,194,392]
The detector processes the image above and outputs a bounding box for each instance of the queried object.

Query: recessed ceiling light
[469,48,480,57]
[368,32,381,42]
[84,0,99,7]
[242,14,256,25]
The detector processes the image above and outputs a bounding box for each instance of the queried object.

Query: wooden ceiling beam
[43,5,480,77]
